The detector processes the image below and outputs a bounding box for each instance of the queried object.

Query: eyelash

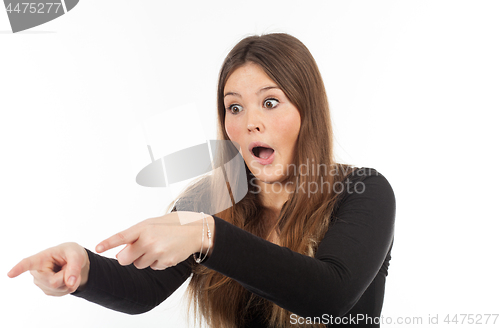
[226,98,280,115]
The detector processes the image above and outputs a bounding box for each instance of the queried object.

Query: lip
[248,141,275,165]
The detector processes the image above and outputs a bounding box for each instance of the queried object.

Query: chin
[253,173,289,185]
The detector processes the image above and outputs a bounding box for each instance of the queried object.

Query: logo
[132,104,248,217]
[3,0,79,33]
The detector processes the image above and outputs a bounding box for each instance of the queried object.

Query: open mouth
[252,146,275,160]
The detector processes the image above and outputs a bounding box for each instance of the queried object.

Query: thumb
[63,263,80,288]
[63,252,85,288]
[64,269,78,288]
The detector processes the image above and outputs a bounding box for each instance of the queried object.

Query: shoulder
[333,166,396,224]
[345,167,394,195]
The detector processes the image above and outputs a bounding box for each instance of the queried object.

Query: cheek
[225,119,248,155]
[225,119,241,142]
[272,115,300,160]
[274,116,300,142]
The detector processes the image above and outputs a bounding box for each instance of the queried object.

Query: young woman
[8,33,396,328]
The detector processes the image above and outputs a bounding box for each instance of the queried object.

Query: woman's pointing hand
[95,211,214,270]
[7,242,90,296]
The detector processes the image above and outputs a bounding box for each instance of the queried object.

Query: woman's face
[223,62,301,185]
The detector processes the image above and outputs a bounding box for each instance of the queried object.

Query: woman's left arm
[202,170,396,318]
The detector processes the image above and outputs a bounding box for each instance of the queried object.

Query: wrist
[201,215,215,256]
[76,249,90,292]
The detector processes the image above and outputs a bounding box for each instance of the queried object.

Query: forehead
[224,63,275,91]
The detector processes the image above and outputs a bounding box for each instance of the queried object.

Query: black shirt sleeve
[71,249,193,314]
[72,167,395,320]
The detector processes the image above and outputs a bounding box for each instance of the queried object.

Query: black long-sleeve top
[72,167,396,327]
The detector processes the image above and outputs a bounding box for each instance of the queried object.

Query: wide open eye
[227,104,243,114]
[263,98,279,109]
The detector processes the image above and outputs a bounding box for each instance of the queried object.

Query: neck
[256,179,294,218]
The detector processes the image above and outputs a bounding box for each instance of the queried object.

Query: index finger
[96,227,140,254]
[7,256,39,278]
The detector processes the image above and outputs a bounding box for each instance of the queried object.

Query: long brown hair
[166,33,355,328]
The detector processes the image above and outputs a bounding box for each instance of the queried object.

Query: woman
[8,33,395,328]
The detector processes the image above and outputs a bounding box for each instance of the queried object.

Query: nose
[246,108,263,133]
[247,123,260,132]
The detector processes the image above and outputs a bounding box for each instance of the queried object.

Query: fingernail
[68,276,76,287]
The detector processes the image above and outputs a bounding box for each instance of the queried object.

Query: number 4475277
[5,3,62,14]
[444,314,498,325]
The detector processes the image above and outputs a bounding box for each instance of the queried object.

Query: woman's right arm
[8,242,193,315]
[72,248,193,314]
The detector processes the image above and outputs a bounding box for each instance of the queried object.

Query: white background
[1,1,499,327]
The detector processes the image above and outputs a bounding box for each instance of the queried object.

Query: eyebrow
[223,86,280,98]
